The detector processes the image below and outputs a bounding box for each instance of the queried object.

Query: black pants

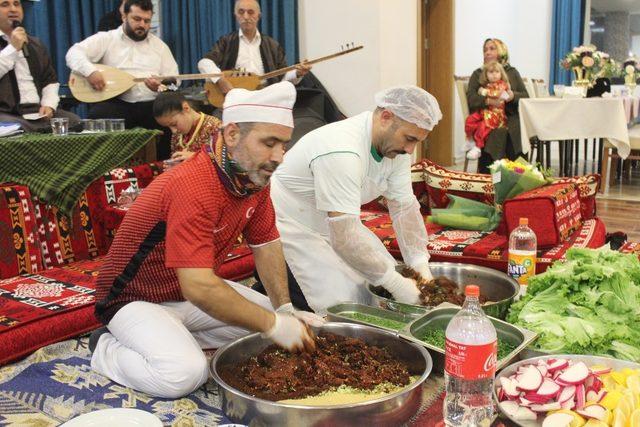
[251,263,313,312]
[89,99,171,160]
[478,133,524,174]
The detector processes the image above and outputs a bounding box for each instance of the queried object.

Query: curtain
[549,0,585,91]
[22,1,120,85]
[161,0,299,76]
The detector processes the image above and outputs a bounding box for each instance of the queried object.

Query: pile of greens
[507,247,640,361]
[419,328,516,360]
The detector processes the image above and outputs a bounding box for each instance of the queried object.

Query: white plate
[494,354,640,427]
[22,113,46,121]
[61,408,162,426]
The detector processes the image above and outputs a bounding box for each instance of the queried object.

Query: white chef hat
[374,85,442,131]
[223,81,296,128]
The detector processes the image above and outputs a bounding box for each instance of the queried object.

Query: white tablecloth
[622,95,640,123]
[519,98,630,159]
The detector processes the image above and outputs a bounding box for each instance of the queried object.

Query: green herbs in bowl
[340,312,408,331]
[419,328,516,360]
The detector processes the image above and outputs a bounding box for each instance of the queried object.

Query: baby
[465,61,513,159]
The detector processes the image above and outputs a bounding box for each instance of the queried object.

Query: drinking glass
[108,118,125,132]
[553,84,565,98]
[80,119,94,133]
[92,119,106,133]
[50,118,69,136]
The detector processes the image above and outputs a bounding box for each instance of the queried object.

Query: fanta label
[508,250,536,285]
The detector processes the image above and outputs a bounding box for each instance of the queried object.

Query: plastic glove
[478,88,488,96]
[499,90,510,101]
[413,262,434,282]
[262,313,316,353]
[276,303,326,327]
[381,271,421,304]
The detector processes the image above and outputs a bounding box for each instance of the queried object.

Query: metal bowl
[367,262,519,320]
[494,354,640,427]
[210,322,433,427]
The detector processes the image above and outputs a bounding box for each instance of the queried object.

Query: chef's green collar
[370,144,383,163]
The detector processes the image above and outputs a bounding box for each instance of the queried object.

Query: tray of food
[326,303,417,333]
[494,354,640,426]
[367,262,519,320]
[210,322,433,426]
[399,304,537,373]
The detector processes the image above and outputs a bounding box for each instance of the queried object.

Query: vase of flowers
[622,56,639,92]
[561,45,602,88]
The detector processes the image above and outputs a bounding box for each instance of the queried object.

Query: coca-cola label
[445,338,497,380]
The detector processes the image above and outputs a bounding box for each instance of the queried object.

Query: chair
[532,78,550,97]
[522,77,537,99]
[600,125,640,193]
[454,75,474,172]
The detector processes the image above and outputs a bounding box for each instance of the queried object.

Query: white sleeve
[160,43,180,87]
[198,58,222,83]
[382,154,415,203]
[388,198,430,269]
[65,33,110,77]
[310,152,363,215]
[0,44,18,78]
[283,69,301,85]
[40,83,60,110]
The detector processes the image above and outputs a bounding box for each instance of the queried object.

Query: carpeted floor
[0,336,450,426]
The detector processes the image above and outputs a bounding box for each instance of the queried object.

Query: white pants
[91,281,272,398]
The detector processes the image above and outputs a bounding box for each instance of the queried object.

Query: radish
[542,412,575,427]
[537,364,549,377]
[576,404,607,421]
[557,362,589,385]
[518,365,544,391]
[500,377,520,398]
[560,399,575,410]
[519,397,533,407]
[596,390,606,402]
[537,379,560,397]
[499,401,520,418]
[558,385,576,403]
[586,389,598,402]
[590,366,611,375]
[547,359,569,372]
[498,387,505,401]
[591,377,603,392]
[522,392,552,404]
[513,407,537,421]
[530,402,561,412]
[575,384,585,410]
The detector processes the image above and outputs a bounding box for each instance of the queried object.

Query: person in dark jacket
[198,0,311,96]
[97,0,125,33]
[0,0,79,131]
[467,38,528,173]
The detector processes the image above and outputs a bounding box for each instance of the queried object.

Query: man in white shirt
[270,86,442,314]
[66,0,178,159]
[0,0,79,132]
[198,0,310,97]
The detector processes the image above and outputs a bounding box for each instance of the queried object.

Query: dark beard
[124,22,148,41]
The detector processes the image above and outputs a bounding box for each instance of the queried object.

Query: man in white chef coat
[270,86,442,313]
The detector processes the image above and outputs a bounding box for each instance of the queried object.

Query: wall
[454,0,552,162]
[298,0,418,116]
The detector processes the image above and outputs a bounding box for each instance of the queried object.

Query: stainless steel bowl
[210,322,433,427]
[367,262,519,320]
[494,354,640,427]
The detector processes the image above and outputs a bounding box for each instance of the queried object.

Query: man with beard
[198,0,311,97]
[0,0,79,131]
[270,86,443,313]
[66,0,177,159]
[90,81,324,399]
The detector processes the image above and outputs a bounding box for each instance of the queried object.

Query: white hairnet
[374,85,443,131]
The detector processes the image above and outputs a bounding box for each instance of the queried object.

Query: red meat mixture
[218,332,411,401]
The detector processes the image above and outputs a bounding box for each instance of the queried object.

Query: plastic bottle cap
[519,217,529,226]
[465,285,480,297]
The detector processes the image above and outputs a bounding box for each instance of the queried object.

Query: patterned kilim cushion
[0,185,43,279]
[503,183,583,248]
[422,160,600,220]
[362,211,606,274]
[422,159,495,208]
[34,179,106,269]
[0,258,102,365]
[99,162,164,206]
[619,241,640,259]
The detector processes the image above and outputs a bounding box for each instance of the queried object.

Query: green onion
[341,312,408,331]
[419,328,516,360]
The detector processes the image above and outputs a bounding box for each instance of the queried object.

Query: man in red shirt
[90,81,323,398]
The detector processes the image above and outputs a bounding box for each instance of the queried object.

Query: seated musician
[0,0,79,132]
[198,0,311,97]
[65,0,178,159]
[153,92,221,162]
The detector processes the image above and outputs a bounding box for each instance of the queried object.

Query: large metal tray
[399,305,538,373]
[367,262,519,320]
[494,354,640,427]
[210,322,433,426]
[326,302,415,334]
